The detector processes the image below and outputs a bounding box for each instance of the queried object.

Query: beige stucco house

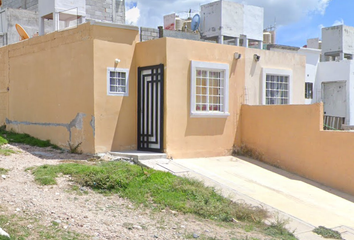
[0,22,306,158]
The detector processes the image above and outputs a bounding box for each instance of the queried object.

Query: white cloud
[128,0,332,29]
[125,3,140,25]
[316,0,331,15]
[332,19,344,26]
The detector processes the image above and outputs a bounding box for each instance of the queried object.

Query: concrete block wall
[1,0,38,11]
[0,8,39,47]
[1,0,125,24]
[140,27,203,42]
[140,27,159,42]
[85,0,125,23]
[162,29,201,41]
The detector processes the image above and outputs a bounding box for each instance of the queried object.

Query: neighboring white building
[298,48,321,105]
[0,0,125,46]
[312,25,354,127]
[266,25,354,128]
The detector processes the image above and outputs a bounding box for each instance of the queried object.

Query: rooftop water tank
[175,17,184,31]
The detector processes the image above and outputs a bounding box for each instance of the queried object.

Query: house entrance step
[110,151,167,162]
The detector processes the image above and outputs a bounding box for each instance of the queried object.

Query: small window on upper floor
[190,61,230,118]
[107,67,129,96]
[305,82,313,99]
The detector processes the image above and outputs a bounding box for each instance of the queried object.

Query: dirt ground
[0,143,274,240]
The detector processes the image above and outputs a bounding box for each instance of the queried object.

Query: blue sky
[277,0,353,47]
[125,0,351,47]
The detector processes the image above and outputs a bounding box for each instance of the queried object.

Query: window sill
[107,92,129,96]
[190,111,230,118]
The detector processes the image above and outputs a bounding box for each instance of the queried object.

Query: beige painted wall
[240,103,354,195]
[244,48,306,105]
[164,38,245,158]
[92,25,139,153]
[0,21,309,159]
[6,23,95,152]
[0,48,9,126]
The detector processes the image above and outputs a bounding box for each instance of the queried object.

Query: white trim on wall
[107,67,129,96]
[190,60,230,118]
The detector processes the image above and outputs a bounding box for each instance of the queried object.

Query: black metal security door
[138,64,164,152]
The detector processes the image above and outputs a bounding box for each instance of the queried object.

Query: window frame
[190,61,230,118]
[262,68,292,105]
[107,67,129,96]
[305,82,313,99]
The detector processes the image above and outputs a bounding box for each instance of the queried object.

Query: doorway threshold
[110,150,167,162]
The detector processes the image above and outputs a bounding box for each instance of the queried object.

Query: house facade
[0,22,306,158]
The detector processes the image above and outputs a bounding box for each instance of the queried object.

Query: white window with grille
[190,61,229,117]
[107,68,129,96]
[262,68,292,105]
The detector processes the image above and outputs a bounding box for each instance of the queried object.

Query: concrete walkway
[140,156,354,240]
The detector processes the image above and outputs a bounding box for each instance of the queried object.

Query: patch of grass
[0,148,17,156]
[264,217,297,240]
[0,126,60,149]
[29,162,299,239]
[313,226,343,239]
[0,209,86,240]
[0,136,7,146]
[30,161,268,223]
[244,224,254,232]
[0,168,9,175]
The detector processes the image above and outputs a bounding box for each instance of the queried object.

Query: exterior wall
[200,0,263,41]
[2,8,39,46]
[92,24,139,153]
[86,0,125,24]
[242,4,263,41]
[161,29,201,41]
[321,25,354,58]
[307,38,321,49]
[200,1,223,38]
[342,25,354,55]
[240,103,354,196]
[1,0,125,23]
[140,27,159,42]
[4,23,97,153]
[244,48,306,105]
[322,25,343,55]
[315,60,354,125]
[1,0,38,11]
[0,47,9,126]
[164,38,245,158]
[140,27,201,42]
[0,0,126,47]
[298,48,321,104]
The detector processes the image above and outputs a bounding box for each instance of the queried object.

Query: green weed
[0,149,17,156]
[0,126,60,149]
[0,168,9,174]
[0,136,7,146]
[264,217,297,240]
[0,209,86,240]
[68,142,82,154]
[233,145,264,161]
[30,161,268,223]
[313,226,343,239]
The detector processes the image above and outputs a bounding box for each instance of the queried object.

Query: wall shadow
[235,155,354,204]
